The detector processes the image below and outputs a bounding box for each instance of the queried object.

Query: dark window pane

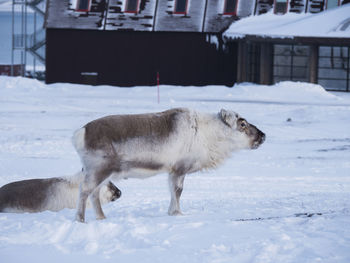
[175,0,187,13]
[77,0,90,11]
[274,0,288,13]
[224,0,237,14]
[273,45,310,83]
[126,0,139,12]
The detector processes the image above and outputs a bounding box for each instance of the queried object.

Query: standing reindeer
[73,108,265,222]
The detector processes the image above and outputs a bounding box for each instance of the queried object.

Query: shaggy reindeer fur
[0,171,121,213]
[73,108,265,222]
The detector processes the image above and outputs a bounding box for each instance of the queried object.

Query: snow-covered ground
[0,76,350,263]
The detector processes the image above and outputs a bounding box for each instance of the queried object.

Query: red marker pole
[157,72,160,104]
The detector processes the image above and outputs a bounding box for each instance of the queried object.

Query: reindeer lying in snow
[73,108,265,222]
[0,171,121,213]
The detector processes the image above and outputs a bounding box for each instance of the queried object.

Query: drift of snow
[0,76,350,263]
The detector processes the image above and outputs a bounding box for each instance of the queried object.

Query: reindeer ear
[219,109,238,128]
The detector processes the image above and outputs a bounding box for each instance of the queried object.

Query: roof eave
[229,34,350,46]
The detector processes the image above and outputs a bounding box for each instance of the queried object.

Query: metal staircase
[11,0,46,78]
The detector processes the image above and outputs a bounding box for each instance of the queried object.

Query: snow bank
[1,76,350,263]
[231,81,340,104]
[167,81,342,107]
[0,76,46,90]
[0,77,342,108]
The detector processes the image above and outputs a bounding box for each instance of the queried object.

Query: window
[273,44,310,83]
[308,0,325,13]
[174,0,188,14]
[76,0,91,12]
[274,0,289,14]
[318,46,350,92]
[224,0,238,15]
[326,0,340,9]
[125,0,140,13]
[255,0,274,15]
[289,0,306,13]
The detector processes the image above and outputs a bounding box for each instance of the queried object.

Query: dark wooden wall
[46,29,237,87]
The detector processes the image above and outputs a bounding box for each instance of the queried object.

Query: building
[45,0,350,90]
[45,0,257,86]
[225,1,350,91]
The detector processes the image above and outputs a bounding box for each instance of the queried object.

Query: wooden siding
[45,0,106,29]
[154,0,206,32]
[46,29,237,86]
[237,0,255,17]
[204,0,236,32]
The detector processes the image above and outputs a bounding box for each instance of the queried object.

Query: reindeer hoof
[75,214,85,223]
[96,214,106,220]
[168,210,183,216]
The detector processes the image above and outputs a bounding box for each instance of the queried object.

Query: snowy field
[0,76,350,263]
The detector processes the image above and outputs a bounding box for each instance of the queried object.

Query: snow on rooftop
[0,0,13,12]
[224,4,350,39]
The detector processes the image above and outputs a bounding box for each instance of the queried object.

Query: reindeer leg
[76,168,112,222]
[168,173,186,216]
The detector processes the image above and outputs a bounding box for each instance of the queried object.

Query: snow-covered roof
[224,4,350,40]
[45,0,255,33]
